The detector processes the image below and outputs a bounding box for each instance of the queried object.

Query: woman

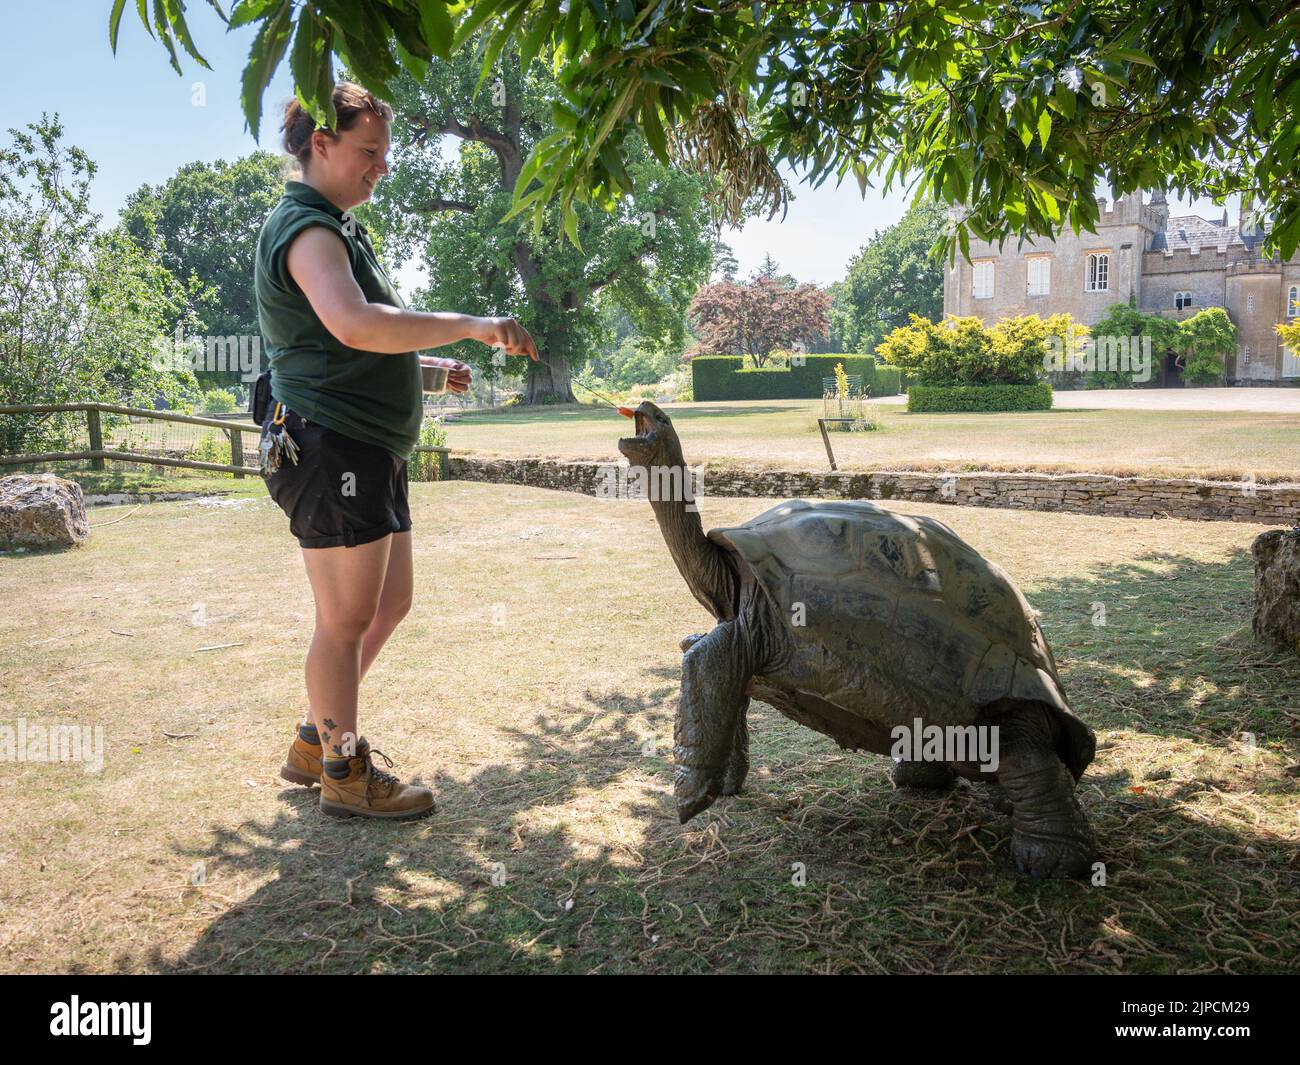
[256,82,537,821]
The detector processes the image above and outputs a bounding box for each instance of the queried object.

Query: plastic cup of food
[421,363,449,394]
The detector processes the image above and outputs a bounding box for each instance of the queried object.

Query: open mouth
[619,410,656,451]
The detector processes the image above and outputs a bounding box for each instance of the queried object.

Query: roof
[1149,212,1270,253]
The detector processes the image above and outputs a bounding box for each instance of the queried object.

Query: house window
[972,261,994,300]
[1085,253,1109,292]
[1284,346,1300,377]
[1247,294,1255,314]
[1244,345,1252,365]
[1027,257,1051,296]
[1175,291,1194,310]
[1289,285,1298,317]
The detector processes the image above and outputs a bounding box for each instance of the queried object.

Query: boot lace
[363,748,400,796]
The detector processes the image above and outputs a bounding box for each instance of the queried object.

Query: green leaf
[563,200,582,250]
[153,0,182,74]
[163,0,211,68]
[1038,109,1052,151]
[240,0,293,139]
[419,0,454,59]
[109,0,128,52]
[641,92,669,162]
[393,37,430,82]
[452,0,511,51]
[1100,46,1156,68]
[641,67,680,90]
[229,0,278,30]
[519,0,561,69]
[1051,79,1076,119]
[289,6,329,126]
[550,99,580,130]
[475,2,531,99]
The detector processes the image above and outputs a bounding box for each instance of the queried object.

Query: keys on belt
[259,401,300,476]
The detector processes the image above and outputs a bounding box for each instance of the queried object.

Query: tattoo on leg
[321,731,331,747]
[323,718,337,730]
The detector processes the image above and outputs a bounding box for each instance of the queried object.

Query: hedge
[692,354,901,400]
[907,382,1053,412]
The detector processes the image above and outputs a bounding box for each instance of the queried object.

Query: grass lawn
[52,463,266,500]
[444,399,1300,482]
[0,482,1296,973]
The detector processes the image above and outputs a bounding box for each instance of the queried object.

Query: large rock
[1251,527,1300,653]
[0,473,89,550]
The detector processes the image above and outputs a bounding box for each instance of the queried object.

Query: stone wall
[447,456,1299,525]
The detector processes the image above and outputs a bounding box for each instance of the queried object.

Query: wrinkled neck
[648,468,737,621]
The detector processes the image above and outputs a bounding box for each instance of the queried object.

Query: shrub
[908,382,1053,412]
[199,388,239,413]
[410,415,448,482]
[821,387,882,430]
[692,353,898,400]
[875,364,902,395]
[190,430,231,470]
[877,313,1080,387]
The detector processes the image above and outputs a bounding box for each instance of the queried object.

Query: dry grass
[445,400,1300,483]
[0,482,1297,973]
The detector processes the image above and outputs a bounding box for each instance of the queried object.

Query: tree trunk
[523,348,576,404]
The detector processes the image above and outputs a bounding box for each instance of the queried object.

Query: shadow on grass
[149,552,1298,974]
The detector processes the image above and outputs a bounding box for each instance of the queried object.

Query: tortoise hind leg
[996,702,1097,879]
[675,621,752,823]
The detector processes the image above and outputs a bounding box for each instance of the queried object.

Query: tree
[831,201,946,354]
[1084,302,1183,388]
[369,44,714,403]
[0,116,195,454]
[689,276,830,366]
[119,151,287,392]
[115,2,1300,259]
[751,252,795,290]
[1179,307,1234,385]
[710,239,738,283]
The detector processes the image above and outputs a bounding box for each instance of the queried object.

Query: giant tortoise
[617,400,1097,878]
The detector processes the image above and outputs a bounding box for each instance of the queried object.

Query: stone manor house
[943,192,1300,384]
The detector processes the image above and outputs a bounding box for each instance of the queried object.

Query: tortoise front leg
[997,704,1097,879]
[721,705,750,796]
[675,621,752,823]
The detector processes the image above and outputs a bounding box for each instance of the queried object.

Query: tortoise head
[617,400,685,469]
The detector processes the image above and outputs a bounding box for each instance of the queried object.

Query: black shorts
[262,407,411,549]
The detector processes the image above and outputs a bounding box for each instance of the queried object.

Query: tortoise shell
[707,499,1094,777]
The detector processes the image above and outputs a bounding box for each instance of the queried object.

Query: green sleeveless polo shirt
[254,181,423,460]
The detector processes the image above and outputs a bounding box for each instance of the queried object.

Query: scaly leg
[998,704,1097,879]
[675,622,752,823]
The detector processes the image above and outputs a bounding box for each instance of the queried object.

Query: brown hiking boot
[281,730,324,786]
[319,745,435,821]
[280,731,369,787]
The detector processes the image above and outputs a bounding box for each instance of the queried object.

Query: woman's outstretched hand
[419,355,472,393]
[473,316,539,361]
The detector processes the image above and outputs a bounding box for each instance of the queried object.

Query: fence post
[86,407,104,471]
[228,428,244,478]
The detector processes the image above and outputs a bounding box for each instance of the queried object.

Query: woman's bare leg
[300,535,392,757]
[359,531,413,682]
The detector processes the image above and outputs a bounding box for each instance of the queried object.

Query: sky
[6,0,1234,296]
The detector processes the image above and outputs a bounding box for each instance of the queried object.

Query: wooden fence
[0,402,449,479]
